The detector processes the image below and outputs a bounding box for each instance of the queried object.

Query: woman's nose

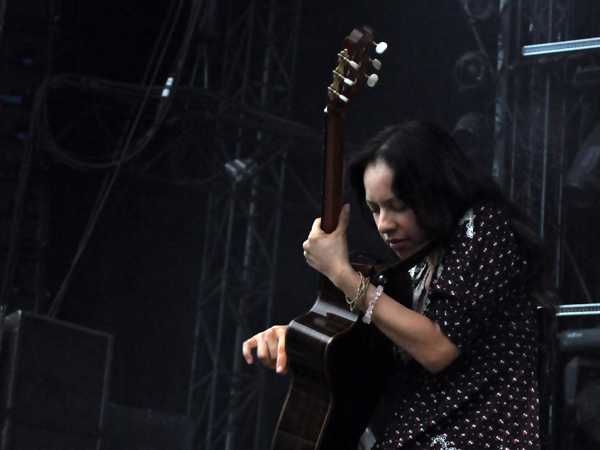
[377,211,395,235]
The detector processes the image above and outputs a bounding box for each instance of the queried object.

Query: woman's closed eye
[366,202,379,215]
[392,203,409,213]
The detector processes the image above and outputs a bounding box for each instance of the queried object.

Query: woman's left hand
[302,204,353,283]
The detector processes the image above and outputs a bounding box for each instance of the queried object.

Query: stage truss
[185,2,308,450]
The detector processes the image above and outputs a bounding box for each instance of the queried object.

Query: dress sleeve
[424,205,527,353]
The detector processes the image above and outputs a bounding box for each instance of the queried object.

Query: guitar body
[272,257,415,450]
[273,310,390,449]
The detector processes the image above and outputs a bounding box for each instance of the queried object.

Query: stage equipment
[460,0,497,21]
[0,310,113,449]
[453,51,488,90]
[523,37,600,57]
[565,123,600,208]
[224,158,256,182]
[572,64,600,89]
[553,303,600,450]
[104,403,193,450]
[451,112,494,172]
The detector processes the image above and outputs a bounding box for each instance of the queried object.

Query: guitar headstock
[327,26,386,111]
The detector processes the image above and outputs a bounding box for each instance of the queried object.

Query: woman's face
[363,159,431,260]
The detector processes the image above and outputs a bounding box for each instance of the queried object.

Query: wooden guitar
[271,27,411,450]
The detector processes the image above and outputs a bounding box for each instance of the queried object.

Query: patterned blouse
[373,204,541,450]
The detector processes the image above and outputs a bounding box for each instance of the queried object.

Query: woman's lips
[388,239,407,252]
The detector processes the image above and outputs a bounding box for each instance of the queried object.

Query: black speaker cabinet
[0,310,113,449]
[104,403,193,450]
[2,420,99,450]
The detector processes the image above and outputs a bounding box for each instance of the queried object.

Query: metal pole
[225,175,259,450]
[205,190,237,449]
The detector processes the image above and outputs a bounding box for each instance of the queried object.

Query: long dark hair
[348,120,556,310]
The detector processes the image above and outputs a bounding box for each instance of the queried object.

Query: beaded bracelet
[362,284,383,324]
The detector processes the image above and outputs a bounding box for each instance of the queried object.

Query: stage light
[565,123,600,208]
[452,112,491,143]
[562,356,600,447]
[553,306,600,449]
[224,158,256,182]
[460,0,497,21]
[453,52,488,91]
[575,378,600,443]
[573,64,600,89]
[451,112,493,171]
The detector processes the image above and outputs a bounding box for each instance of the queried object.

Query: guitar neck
[320,25,376,233]
[321,107,346,234]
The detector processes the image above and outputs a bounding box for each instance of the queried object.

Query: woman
[242,120,554,449]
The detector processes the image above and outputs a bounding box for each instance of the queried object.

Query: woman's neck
[426,245,443,268]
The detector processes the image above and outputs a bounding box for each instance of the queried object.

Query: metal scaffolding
[187,1,305,449]
[494,2,600,448]
[494,0,575,286]
[0,0,52,315]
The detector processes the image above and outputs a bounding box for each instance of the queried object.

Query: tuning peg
[366,73,379,87]
[332,70,356,86]
[328,87,349,102]
[371,58,382,70]
[374,41,388,54]
[338,50,360,70]
[338,52,360,69]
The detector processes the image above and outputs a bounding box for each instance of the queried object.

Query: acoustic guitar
[271,26,411,450]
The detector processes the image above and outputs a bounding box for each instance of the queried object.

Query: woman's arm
[334,265,460,373]
[303,205,460,373]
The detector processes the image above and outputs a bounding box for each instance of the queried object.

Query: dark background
[46,0,500,414]
[2,0,600,448]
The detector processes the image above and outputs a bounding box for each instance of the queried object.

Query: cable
[47,0,202,317]
[38,0,202,171]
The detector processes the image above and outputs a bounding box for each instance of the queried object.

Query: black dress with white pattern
[373,204,541,450]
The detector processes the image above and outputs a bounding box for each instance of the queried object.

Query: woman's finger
[242,336,257,364]
[276,331,288,374]
[335,204,351,234]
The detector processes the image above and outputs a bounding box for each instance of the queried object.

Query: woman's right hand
[242,325,288,374]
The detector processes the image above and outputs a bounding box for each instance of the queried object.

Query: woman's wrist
[330,264,362,298]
